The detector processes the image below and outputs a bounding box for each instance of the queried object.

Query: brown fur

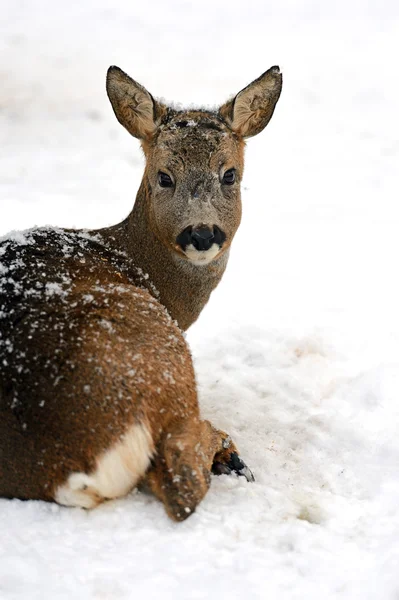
[0,66,282,519]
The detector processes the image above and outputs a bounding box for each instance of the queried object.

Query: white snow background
[1,1,399,598]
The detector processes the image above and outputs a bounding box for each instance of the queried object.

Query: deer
[0,65,282,521]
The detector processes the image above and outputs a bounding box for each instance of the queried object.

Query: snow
[1,1,399,598]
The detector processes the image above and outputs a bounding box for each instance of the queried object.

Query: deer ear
[106,66,166,140]
[219,66,282,138]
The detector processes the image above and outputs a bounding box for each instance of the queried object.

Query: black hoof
[212,462,232,476]
[212,452,255,482]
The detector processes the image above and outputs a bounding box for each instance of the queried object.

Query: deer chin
[184,243,221,266]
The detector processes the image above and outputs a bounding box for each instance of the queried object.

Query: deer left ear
[219,66,282,138]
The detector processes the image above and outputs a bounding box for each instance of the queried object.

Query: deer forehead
[151,114,242,174]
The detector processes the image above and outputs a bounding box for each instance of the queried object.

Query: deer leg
[141,419,253,521]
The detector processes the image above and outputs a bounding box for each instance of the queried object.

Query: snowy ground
[1,1,399,598]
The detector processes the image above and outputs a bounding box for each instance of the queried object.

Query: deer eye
[222,168,236,185]
[158,172,174,188]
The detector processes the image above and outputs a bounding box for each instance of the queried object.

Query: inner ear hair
[106,66,166,140]
[219,66,282,138]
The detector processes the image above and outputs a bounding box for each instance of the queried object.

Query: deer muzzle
[175,225,226,265]
[176,225,226,252]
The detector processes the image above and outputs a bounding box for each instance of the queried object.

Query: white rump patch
[184,243,220,265]
[55,424,154,509]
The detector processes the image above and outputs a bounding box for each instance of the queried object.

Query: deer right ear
[219,66,282,138]
[106,66,166,140]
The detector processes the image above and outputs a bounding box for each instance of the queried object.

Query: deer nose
[176,225,226,252]
[191,227,214,251]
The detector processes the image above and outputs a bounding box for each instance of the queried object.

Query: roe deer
[0,65,282,520]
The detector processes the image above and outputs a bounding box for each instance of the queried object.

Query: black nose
[191,227,215,251]
[176,226,226,252]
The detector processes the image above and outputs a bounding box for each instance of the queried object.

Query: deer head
[106,65,282,267]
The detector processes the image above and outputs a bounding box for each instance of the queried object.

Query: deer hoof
[212,452,255,482]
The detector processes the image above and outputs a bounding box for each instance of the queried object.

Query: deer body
[0,66,282,520]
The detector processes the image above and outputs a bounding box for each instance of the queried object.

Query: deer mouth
[175,225,226,265]
[183,243,221,265]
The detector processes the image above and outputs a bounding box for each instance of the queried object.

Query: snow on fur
[1,1,399,599]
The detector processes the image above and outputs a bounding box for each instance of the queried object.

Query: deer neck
[99,180,229,331]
